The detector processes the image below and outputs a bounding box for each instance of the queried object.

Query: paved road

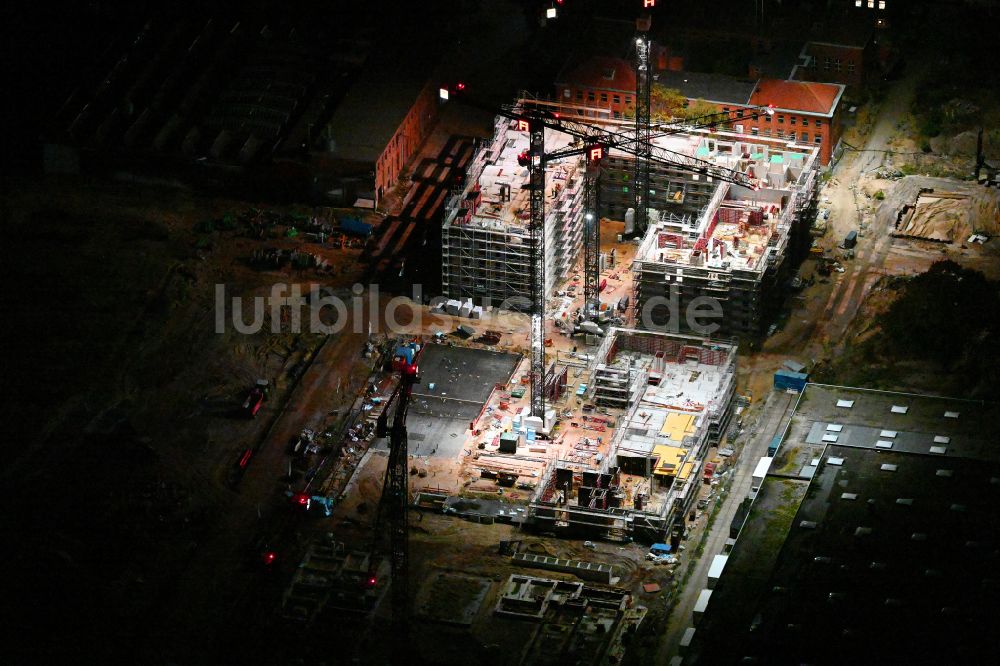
[657,391,791,659]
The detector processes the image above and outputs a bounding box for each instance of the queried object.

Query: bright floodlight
[546,7,557,19]
[855,0,862,6]
[765,105,775,115]
[439,87,449,101]
[585,213,594,221]
[878,1,886,8]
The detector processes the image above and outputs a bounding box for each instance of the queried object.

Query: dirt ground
[2,173,392,663]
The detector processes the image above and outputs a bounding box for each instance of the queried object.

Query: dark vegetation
[816,261,1000,399]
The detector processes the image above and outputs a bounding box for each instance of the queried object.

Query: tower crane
[367,341,421,659]
[439,85,770,406]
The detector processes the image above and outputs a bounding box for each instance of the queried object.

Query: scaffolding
[441,115,586,308]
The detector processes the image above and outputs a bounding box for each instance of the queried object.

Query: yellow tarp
[652,444,687,476]
[678,461,695,481]
[660,412,697,441]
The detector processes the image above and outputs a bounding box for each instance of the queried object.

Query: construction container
[707,554,729,589]
[774,369,808,392]
[498,432,519,454]
[752,457,773,493]
[679,628,696,653]
[693,589,713,622]
[843,229,858,249]
[339,217,372,237]
[768,434,782,456]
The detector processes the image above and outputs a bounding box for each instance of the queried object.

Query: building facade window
[814,134,822,143]
[762,129,771,137]
[575,90,583,101]
[600,93,608,103]
[824,57,831,71]
[764,113,771,122]
[587,91,595,102]
[751,127,759,136]
[563,88,571,99]
[801,132,808,142]
[848,62,856,74]
[834,59,842,72]
[778,115,784,124]
[802,117,809,127]
[790,116,797,125]
[613,94,621,104]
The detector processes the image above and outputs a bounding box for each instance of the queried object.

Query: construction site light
[546,7,557,19]
[439,88,449,101]
[585,213,595,221]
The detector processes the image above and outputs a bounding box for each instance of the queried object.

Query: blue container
[339,216,372,237]
[774,369,808,392]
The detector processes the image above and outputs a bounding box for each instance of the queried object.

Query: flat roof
[326,54,435,164]
[655,70,758,106]
[692,384,1000,664]
[403,344,520,459]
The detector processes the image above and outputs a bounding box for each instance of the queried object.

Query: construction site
[13,2,1000,666]
[631,131,820,337]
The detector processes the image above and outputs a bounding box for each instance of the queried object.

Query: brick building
[325,58,439,208]
[789,20,878,93]
[555,57,845,166]
[554,56,637,119]
[554,49,683,120]
[645,71,845,166]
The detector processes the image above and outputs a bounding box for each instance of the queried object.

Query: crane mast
[633,19,652,237]
[527,118,548,419]
[370,342,421,660]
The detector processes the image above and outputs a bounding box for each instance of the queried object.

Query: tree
[650,85,686,121]
[681,98,719,122]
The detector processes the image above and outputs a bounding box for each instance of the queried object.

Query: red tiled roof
[751,79,843,115]
[559,56,636,93]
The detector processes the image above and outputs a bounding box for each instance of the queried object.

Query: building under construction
[628,130,820,337]
[529,329,737,543]
[441,112,585,309]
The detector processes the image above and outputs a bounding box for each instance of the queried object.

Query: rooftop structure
[692,384,1000,664]
[529,329,737,542]
[630,131,820,337]
[441,112,586,307]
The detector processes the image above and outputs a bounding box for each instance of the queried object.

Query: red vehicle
[242,387,264,418]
